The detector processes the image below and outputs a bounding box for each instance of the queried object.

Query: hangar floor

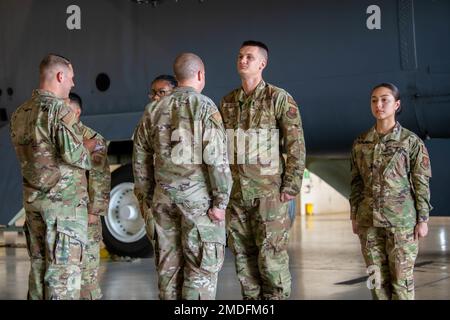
[1,212,449,300]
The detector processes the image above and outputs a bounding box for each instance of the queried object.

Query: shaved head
[38,53,75,99]
[173,53,204,81]
[39,54,72,82]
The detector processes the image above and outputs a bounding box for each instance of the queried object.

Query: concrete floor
[1,212,449,300]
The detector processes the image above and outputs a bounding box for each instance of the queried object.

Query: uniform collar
[32,89,59,99]
[366,121,402,143]
[237,80,267,103]
[173,86,197,94]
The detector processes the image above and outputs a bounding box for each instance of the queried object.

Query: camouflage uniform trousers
[358,226,418,300]
[80,221,103,300]
[23,201,87,300]
[226,193,291,300]
[152,200,226,300]
[143,203,156,249]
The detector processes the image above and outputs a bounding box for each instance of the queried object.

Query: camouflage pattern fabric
[350,122,431,300]
[143,203,156,244]
[133,86,232,210]
[358,226,418,300]
[350,122,432,227]
[220,80,306,201]
[23,198,88,299]
[81,124,110,217]
[23,211,45,300]
[10,89,91,299]
[152,196,225,300]
[133,86,232,300]
[220,80,305,299]
[80,221,103,300]
[226,193,291,300]
[80,124,110,300]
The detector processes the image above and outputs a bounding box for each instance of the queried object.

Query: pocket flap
[56,206,88,244]
[197,223,226,245]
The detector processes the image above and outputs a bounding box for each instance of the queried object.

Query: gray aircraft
[1,0,449,257]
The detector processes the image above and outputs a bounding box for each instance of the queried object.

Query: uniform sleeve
[349,142,363,220]
[55,103,91,170]
[203,107,232,210]
[410,138,432,223]
[132,113,155,210]
[84,129,111,216]
[275,93,306,196]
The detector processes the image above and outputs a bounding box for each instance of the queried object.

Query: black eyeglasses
[149,89,171,98]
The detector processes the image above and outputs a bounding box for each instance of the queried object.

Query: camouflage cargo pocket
[264,219,290,252]
[53,232,83,265]
[56,205,88,244]
[393,228,418,279]
[197,224,226,273]
[260,194,288,222]
[199,242,225,274]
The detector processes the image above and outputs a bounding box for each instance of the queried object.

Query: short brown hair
[241,40,269,61]
[39,54,71,75]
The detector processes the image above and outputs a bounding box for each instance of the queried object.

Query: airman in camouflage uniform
[141,75,178,246]
[80,125,109,300]
[9,55,92,299]
[133,53,232,300]
[220,41,306,300]
[350,83,432,300]
[68,93,111,300]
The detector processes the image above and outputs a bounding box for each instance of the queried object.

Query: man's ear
[198,70,203,82]
[260,59,267,71]
[56,71,63,83]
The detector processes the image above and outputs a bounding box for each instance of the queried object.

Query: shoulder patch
[420,154,430,171]
[286,106,298,119]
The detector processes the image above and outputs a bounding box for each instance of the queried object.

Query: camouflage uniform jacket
[133,86,232,210]
[10,89,91,242]
[220,80,306,201]
[350,122,432,228]
[81,124,110,216]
